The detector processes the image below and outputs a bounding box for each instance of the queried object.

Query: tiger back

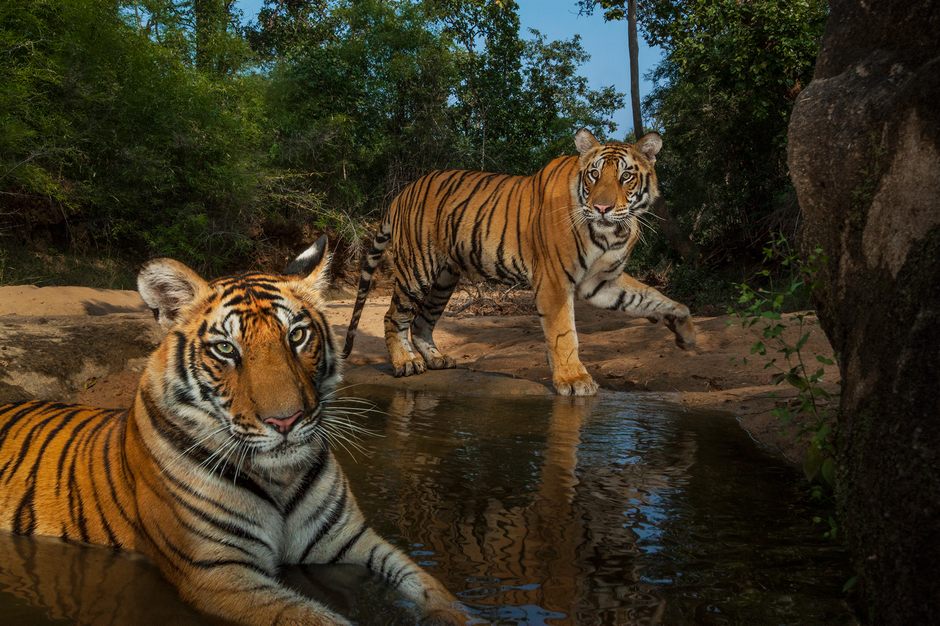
[0,237,465,625]
[343,128,696,396]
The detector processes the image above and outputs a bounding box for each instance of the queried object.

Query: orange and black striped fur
[0,237,464,625]
[344,129,696,396]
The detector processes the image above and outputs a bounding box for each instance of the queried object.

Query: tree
[641,0,826,258]
[520,29,623,164]
[576,0,642,136]
[577,0,698,264]
[1,0,265,274]
[2,0,623,282]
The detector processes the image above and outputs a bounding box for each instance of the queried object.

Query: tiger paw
[553,371,599,396]
[664,311,696,350]
[393,356,427,377]
[424,353,457,370]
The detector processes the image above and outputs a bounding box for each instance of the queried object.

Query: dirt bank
[0,285,839,465]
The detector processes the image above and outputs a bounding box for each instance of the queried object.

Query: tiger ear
[138,259,210,329]
[284,235,331,289]
[574,128,601,155]
[636,132,663,164]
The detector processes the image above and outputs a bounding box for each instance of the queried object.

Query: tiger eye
[215,341,235,355]
[289,327,307,345]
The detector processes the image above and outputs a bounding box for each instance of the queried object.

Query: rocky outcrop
[788,1,940,622]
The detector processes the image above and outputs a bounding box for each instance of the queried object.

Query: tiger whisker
[232,441,252,485]
[323,415,382,438]
[194,435,233,473]
[204,437,239,479]
[217,440,241,480]
[320,383,371,402]
[325,405,385,419]
[160,425,230,475]
[320,423,371,459]
[319,418,373,458]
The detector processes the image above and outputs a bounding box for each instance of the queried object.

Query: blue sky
[234,0,663,138]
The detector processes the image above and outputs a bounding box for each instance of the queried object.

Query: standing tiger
[343,128,696,396]
[0,237,464,626]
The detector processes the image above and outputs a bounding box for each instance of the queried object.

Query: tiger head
[573,128,662,228]
[137,237,342,470]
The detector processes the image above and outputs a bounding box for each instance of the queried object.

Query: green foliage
[1,0,622,280]
[1,0,265,274]
[642,0,827,255]
[731,234,837,486]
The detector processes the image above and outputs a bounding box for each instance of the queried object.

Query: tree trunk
[787,0,940,623]
[625,0,696,263]
[627,0,642,138]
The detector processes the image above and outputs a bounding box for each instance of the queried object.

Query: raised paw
[393,356,427,377]
[664,312,696,350]
[553,371,599,396]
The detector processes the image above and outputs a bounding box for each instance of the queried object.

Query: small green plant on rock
[731,234,839,530]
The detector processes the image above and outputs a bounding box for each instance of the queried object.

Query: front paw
[553,371,599,396]
[664,311,696,350]
[424,353,457,370]
[393,355,427,377]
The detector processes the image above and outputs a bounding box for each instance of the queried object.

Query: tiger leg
[173,563,350,626]
[333,528,465,624]
[300,493,466,624]
[138,519,349,624]
[384,279,428,377]
[411,265,460,370]
[535,282,599,396]
[579,272,696,349]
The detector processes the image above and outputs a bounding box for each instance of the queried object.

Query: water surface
[0,387,853,624]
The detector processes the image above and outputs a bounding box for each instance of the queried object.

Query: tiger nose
[264,410,303,434]
[593,204,612,214]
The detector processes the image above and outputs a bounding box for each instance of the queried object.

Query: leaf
[803,444,823,481]
[786,371,808,391]
[795,332,809,351]
[821,457,835,486]
[816,355,835,365]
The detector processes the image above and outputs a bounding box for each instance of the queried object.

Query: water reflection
[0,388,853,625]
[342,387,852,625]
[0,532,203,625]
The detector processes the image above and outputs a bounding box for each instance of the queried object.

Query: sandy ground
[0,284,839,466]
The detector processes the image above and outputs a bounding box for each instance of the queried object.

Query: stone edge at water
[343,365,553,397]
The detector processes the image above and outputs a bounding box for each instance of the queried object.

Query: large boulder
[788,1,940,623]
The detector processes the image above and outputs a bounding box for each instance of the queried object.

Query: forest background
[0,0,827,310]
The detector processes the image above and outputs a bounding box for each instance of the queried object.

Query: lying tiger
[0,238,464,625]
[344,129,696,395]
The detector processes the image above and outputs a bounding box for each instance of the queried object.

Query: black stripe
[283,449,328,516]
[587,279,610,299]
[12,483,36,535]
[300,485,349,562]
[327,524,366,564]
